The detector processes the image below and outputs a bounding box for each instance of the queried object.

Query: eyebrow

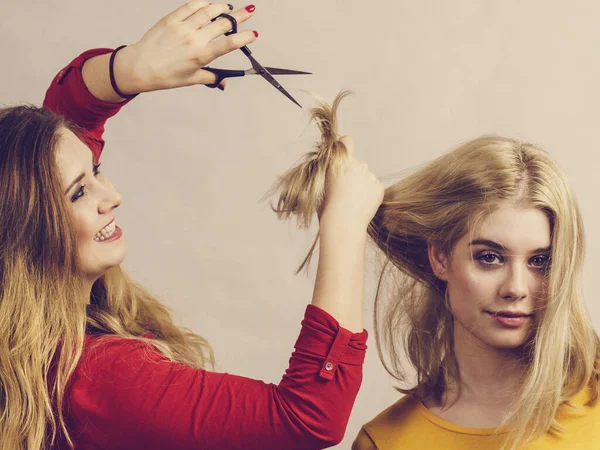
[468,239,551,254]
[65,173,85,195]
[64,156,96,195]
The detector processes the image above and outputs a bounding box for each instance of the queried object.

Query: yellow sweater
[352,389,599,449]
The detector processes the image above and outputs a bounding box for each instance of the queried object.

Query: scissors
[203,13,311,108]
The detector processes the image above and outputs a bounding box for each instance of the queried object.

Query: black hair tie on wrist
[109,45,139,99]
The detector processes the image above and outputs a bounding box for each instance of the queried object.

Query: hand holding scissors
[111,2,309,107]
[203,13,310,107]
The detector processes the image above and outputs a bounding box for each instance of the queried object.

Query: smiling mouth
[97,219,115,234]
[94,219,117,241]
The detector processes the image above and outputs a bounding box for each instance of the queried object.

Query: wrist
[319,212,369,238]
[112,45,144,96]
[319,217,368,244]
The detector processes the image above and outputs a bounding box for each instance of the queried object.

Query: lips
[97,218,115,234]
[486,310,532,318]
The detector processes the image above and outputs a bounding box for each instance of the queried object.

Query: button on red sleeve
[294,304,367,381]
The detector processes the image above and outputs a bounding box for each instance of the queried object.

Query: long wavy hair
[270,92,600,449]
[0,105,213,450]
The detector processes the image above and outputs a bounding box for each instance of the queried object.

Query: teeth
[94,221,116,241]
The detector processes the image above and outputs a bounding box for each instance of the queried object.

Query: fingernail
[227,4,233,10]
[245,4,255,13]
[253,30,259,38]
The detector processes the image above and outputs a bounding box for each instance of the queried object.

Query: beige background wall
[2,0,600,447]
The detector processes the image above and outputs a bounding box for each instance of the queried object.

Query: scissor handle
[217,13,238,35]
[213,13,253,57]
[202,67,246,88]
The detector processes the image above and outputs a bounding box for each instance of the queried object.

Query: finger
[190,68,222,86]
[207,29,258,60]
[162,0,211,24]
[199,4,256,41]
[187,69,230,88]
[184,3,232,29]
[339,136,354,156]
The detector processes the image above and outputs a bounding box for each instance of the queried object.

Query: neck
[83,278,94,305]
[445,319,525,407]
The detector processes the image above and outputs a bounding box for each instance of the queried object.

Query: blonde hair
[268,91,351,272]
[270,93,600,449]
[0,105,213,450]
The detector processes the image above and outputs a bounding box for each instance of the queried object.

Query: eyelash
[477,252,550,271]
[71,163,102,203]
[477,252,549,271]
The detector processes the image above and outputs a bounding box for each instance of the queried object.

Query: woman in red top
[0,2,383,449]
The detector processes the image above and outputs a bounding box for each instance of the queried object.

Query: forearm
[68,307,366,449]
[81,47,140,103]
[311,220,367,333]
[43,49,136,159]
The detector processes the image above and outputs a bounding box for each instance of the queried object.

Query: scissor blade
[262,67,312,76]
[246,54,303,108]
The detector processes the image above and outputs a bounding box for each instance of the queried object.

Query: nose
[98,183,122,214]
[499,262,528,301]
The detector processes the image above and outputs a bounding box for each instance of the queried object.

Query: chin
[105,254,127,272]
[88,253,128,280]
[484,332,529,351]
[106,242,128,266]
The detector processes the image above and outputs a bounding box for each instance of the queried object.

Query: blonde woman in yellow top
[271,93,599,449]
[348,136,600,449]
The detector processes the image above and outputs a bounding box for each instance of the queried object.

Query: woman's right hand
[319,136,384,234]
[115,1,258,94]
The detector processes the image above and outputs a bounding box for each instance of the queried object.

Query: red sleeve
[42,48,135,163]
[63,305,368,450]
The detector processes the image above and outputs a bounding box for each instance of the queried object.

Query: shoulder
[82,331,157,356]
[558,386,600,422]
[65,333,198,422]
[76,332,169,382]
[364,394,421,428]
[356,395,423,446]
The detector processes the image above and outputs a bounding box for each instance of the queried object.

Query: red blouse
[43,49,368,450]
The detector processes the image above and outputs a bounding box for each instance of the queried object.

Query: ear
[427,242,449,281]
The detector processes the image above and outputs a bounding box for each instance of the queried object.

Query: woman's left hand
[115,1,258,94]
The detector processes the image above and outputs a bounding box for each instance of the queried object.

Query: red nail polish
[245,4,255,13]
[253,30,259,38]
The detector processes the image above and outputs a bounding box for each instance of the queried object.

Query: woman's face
[429,204,550,351]
[57,129,127,285]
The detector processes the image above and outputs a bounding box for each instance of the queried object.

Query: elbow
[297,423,346,449]
[321,434,344,448]
[317,434,344,449]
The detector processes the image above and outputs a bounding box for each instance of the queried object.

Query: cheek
[450,260,484,293]
[447,262,497,313]
[531,275,548,308]
[72,210,96,242]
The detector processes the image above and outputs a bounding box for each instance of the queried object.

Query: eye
[71,185,86,202]
[71,163,102,203]
[530,255,549,270]
[477,252,503,265]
